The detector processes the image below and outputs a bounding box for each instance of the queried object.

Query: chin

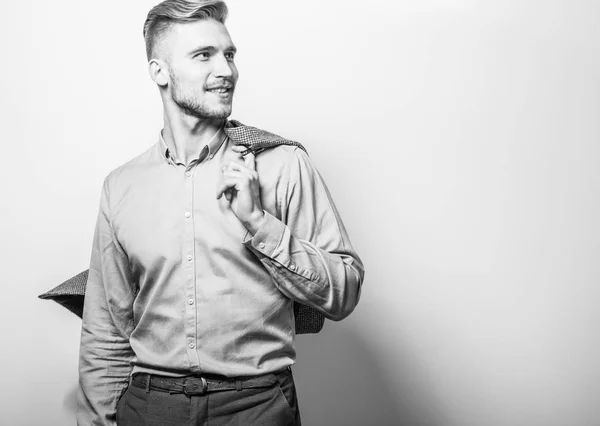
[207,105,233,119]
[172,92,233,119]
[183,104,232,120]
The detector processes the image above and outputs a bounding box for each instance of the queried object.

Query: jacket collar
[225,120,307,155]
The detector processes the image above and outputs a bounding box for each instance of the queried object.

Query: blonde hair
[143,0,228,60]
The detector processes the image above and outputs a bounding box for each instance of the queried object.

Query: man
[77,1,364,425]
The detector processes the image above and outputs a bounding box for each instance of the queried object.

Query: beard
[171,76,233,119]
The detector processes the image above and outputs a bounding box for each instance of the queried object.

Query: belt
[131,368,290,397]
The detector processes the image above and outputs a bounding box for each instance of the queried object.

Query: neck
[162,108,225,165]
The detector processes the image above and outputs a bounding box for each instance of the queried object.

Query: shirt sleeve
[243,147,365,321]
[77,177,136,426]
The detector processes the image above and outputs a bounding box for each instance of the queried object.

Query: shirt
[77,123,365,426]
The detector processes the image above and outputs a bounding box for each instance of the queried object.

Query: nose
[213,53,235,79]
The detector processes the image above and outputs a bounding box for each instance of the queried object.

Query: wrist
[244,209,266,235]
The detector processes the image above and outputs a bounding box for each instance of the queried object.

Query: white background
[1,1,599,425]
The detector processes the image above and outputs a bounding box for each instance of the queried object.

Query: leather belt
[131,368,290,397]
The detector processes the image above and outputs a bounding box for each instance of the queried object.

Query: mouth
[206,86,234,95]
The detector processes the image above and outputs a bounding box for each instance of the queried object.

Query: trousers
[116,368,301,426]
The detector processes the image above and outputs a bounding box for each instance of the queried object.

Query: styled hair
[143,0,228,60]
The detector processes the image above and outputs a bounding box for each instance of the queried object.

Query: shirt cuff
[242,210,286,258]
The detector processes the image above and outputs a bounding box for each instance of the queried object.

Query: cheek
[186,73,209,89]
[176,76,209,97]
[175,64,210,86]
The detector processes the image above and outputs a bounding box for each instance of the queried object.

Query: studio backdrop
[1,1,599,425]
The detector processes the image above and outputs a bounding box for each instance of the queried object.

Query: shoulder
[253,138,315,183]
[103,143,159,193]
[257,143,308,164]
[255,142,322,203]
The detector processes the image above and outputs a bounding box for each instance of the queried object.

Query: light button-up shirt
[77,125,364,426]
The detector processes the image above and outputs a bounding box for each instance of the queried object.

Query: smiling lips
[206,84,234,96]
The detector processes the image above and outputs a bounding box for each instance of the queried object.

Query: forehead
[160,19,234,57]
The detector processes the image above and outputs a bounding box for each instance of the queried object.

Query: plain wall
[1,1,599,425]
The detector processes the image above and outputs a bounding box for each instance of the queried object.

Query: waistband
[131,367,291,397]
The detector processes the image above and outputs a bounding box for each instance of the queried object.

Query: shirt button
[188,342,195,349]
[289,264,296,271]
[187,255,193,261]
[185,212,191,218]
[185,171,192,177]
[188,298,194,305]
[258,242,266,249]
[209,154,214,159]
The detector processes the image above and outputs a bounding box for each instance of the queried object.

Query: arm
[244,147,365,321]
[77,178,136,426]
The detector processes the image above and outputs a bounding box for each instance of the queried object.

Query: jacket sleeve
[243,147,364,321]
[77,177,136,426]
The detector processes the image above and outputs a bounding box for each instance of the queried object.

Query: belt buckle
[182,377,207,396]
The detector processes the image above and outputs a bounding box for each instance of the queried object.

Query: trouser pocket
[274,371,301,426]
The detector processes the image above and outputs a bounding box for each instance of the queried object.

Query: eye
[225,51,236,61]
[195,52,210,61]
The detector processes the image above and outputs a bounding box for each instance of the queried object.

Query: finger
[230,146,248,161]
[216,176,244,199]
[225,161,242,171]
[230,144,247,153]
[216,178,233,199]
[222,169,249,180]
[223,161,251,174]
[244,151,256,171]
[229,147,245,161]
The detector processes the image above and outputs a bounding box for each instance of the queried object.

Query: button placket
[183,165,200,372]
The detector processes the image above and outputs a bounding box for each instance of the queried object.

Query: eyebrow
[188,45,237,57]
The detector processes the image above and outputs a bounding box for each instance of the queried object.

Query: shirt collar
[159,123,228,166]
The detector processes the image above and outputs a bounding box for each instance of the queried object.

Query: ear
[148,59,169,87]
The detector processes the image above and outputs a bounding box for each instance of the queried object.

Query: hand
[216,145,266,234]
